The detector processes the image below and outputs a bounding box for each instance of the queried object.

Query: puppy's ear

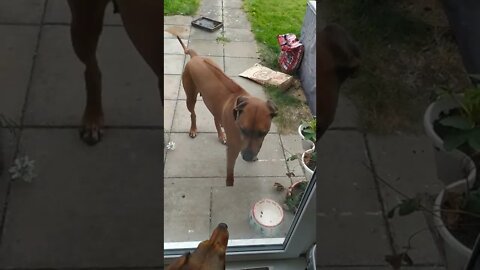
[233,96,249,120]
[267,100,278,118]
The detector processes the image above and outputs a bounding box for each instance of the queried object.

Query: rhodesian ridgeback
[167,30,278,187]
[316,24,360,141]
[67,0,162,145]
[166,223,229,270]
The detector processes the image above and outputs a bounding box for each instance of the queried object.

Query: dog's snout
[241,150,258,162]
[218,223,228,229]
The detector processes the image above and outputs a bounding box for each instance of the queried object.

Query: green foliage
[387,197,423,218]
[301,118,316,142]
[164,0,199,15]
[437,85,480,152]
[285,181,308,213]
[244,0,305,68]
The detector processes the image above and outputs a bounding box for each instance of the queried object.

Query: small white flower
[166,141,176,151]
[8,155,36,183]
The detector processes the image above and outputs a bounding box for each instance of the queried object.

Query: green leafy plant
[436,86,480,152]
[301,118,316,142]
[284,181,308,214]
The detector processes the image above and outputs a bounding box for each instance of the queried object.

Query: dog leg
[214,117,226,145]
[115,0,163,105]
[226,143,241,186]
[182,70,198,138]
[68,0,109,145]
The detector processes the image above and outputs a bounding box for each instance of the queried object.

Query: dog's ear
[267,100,278,118]
[233,96,249,120]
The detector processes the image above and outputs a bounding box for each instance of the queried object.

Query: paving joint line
[362,132,397,256]
[0,0,49,247]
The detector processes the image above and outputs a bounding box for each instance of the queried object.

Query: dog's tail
[165,27,198,57]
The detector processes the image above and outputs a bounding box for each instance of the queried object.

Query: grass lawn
[323,0,470,133]
[164,0,199,16]
[244,0,314,133]
[244,0,306,68]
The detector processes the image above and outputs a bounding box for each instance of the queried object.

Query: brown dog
[166,223,229,270]
[67,0,162,145]
[167,30,278,186]
[316,24,360,141]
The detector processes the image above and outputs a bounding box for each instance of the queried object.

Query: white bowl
[249,199,284,237]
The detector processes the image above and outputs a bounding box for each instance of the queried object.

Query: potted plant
[388,84,480,269]
[301,148,316,181]
[298,117,316,150]
[424,85,479,184]
[284,180,308,214]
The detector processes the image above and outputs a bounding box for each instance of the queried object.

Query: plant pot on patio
[301,148,315,181]
[433,179,475,270]
[298,118,316,151]
[424,94,477,185]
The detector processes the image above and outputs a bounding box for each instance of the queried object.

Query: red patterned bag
[277,34,304,74]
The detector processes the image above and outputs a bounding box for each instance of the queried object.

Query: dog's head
[166,223,229,270]
[319,23,361,83]
[233,96,277,162]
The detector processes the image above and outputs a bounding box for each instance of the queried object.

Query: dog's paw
[80,114,104,145]
[79,126,104,145]
[189,129,197,138]
[218,134,227,145]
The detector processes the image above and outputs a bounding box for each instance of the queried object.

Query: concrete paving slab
[225,57,260,76]
[164,132,287,178]
[171,100,217,133]
[164,185,211,242]
[164,26,191,40]
[0,0,45,24]
[224,8,251,29]
[164,100,176,133]
[165,54,186,74]
[317,131,380,212]
[164,38,189,55]
[316,215,391,266]
[224,28,255,42]
[197,4,223,21]
[211,177,295,239]
[224,42,259,58]
[224,0,244,9]
[367,135,443,264]
[0,128,163,268]
[0,25,39,122]
[190,26,223,40]
[280,134,306,177]
[189,39,224,57]
[164,75,181,100]
[231,77,266,99]
[164,15,194,26]
[330,93,359,128]
[44,0,122,25]
[0,128,17,219]
[24,26,162,127]
[200,0,223,8]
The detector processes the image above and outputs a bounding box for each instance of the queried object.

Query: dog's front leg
[226,143,241,186]
[68,0,109,145]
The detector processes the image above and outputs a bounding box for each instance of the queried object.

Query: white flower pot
[298,124,315,151]
[301,149,315,181]
[424,97,477,185]
[433,178,475,270]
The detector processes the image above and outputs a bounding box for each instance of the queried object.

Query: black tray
[191,17,223,32]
